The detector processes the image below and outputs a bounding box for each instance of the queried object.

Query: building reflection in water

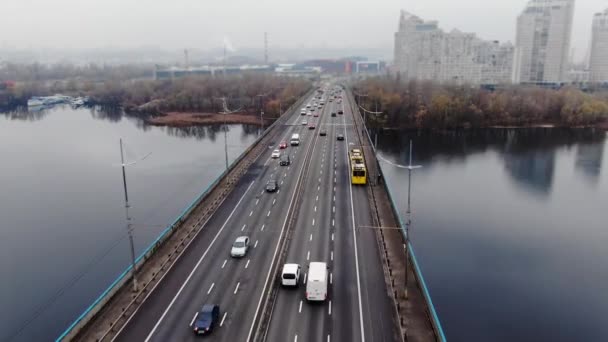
[575,142,604,184]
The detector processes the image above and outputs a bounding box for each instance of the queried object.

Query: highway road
[113,84,399,342]
[263,89,399,342]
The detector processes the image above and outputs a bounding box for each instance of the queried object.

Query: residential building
[393,10,513,84]
[589,9,608,82]
[512,0,575,84]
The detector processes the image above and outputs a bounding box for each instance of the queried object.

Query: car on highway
[279,141,287,149]
[301,120,308,125]
[231,236,250,257]
[271,149,280,158]
[281,263,301,287]
[338,109,344,114]
[319,130,327,136]
[193,304,220,335]
[313,113,319,117]
[306,262,328,301]
[337,134,344,141]
[266,179,278,192]
[331,112,336,117]
[308,123,316,130]
[279,154,291,166]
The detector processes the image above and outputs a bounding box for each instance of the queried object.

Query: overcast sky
[2,0,607,61]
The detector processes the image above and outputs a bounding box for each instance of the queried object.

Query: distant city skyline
[1,0,607,63]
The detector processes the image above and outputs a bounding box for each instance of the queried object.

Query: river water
[0,106,259,342]
[377,128,608,342]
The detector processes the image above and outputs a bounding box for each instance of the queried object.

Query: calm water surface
[377,128,608,342]
[0,106,259,342]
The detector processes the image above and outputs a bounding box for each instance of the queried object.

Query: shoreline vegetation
[353,76,608,130]
[0,63,311,127]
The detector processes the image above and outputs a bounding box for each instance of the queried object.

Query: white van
[281,263,301,286]
[290,133,300,146]
[305,262,328,301]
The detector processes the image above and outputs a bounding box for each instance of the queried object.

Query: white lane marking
[318,185,320,191]
[220,312,227,327]
[312,219,315,226]
[190,312,198,327]
[242,224,246,231]
[332,233,334,241]
[330,272,333,284]
[329,300,332,315]
[260,190,264,195]
[249,210,253,217]
[254,240,259,248]
[316,195,319,201]
[267,210,271,217]
[334,177,337,183]
[245,259,251,268]
[246,95,324,342]
[304,272,307,284]
[299,300,303,313]
[331,251,334,261]
[332,219,335,227]
[277,189,280,194]
[273,198,276,205]
[344,111,366,341]
[328,334,331,342]
[332,206,335,213]
[318,177,321,182]
[222,260,227,269]
[314,206,317,212]
[261,224,265,232]
[333,195,336,202]
[207,283,215,294]
[333,186,336,192]
[284,173,287,177]
[256,199,260,205]
[281,180,284,185]
[288,166,290,170]
[294,335,298,342]
[307,251,310,261]
[234,282,240,294]
[143,181,255,342]
[310,234,313,241]
[335,170,337,175]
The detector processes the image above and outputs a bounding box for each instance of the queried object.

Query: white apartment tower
[512,0,575,83]
[589,9,608,82]
[393,10,513,84]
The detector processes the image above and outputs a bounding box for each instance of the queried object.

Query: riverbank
[146,112,270,127]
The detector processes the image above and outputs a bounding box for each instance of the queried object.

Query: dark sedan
[193,304,220,335]
[266,179,278,192]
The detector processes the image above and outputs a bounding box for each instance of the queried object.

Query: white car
[231,236,249,257]
[302,120,308,125]
[281,263,301,286]
[271,149,280,158]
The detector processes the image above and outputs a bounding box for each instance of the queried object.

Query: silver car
[231,236,249,257]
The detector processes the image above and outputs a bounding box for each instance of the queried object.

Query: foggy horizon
[2,0,608,62]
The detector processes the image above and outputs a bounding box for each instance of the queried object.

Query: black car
[266,179,278,192]
[193,304,220,335]
[338,110,344,115]
[320,130,327,136]
[331,112,336,117]
[337,134,345,141]
[280,154,291,166]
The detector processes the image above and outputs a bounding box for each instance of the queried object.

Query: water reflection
[576,142,604,184]
[376,128,608,342]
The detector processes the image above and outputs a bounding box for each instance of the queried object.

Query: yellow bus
[349,148,367,185]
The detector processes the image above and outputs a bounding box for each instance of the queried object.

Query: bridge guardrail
[56,88,314,342]
[344,86,447,342]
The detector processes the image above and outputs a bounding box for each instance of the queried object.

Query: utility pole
[404,140,422,299]
[120,139,138,292]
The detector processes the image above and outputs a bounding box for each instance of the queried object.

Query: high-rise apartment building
[512,0,575,84]
[589,9,608,82]
[393,11,513,84]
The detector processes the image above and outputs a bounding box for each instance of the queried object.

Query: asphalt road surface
[113,85,398,342]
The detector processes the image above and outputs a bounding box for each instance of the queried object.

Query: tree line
[353,76,608,129]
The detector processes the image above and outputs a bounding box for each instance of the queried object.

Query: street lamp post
[404,140,422,299]
[118,139,151,292]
